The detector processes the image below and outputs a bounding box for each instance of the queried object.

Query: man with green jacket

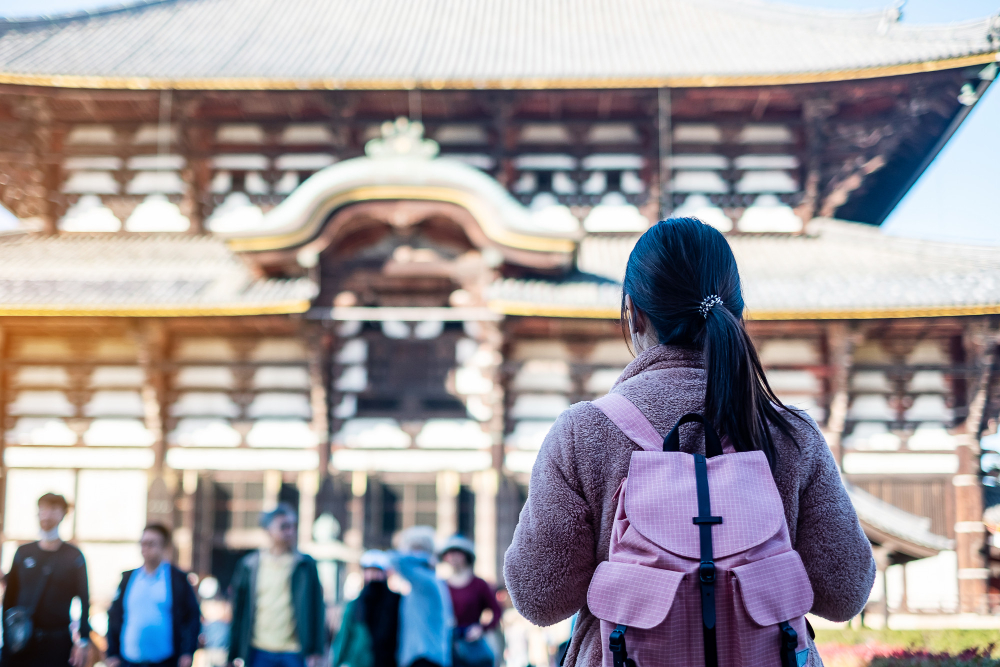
[228,504,326,667]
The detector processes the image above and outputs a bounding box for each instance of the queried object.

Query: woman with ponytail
[504,218,875,667]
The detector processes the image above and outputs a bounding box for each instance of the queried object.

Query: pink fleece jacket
[503,345,876,667]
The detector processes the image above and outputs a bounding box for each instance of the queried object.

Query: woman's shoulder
[541,400,607,446]
[773,403,823,435]
[770,404,833,471]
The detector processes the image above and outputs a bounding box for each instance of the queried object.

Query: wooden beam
[796,98,836,222]
[819,155,886,218]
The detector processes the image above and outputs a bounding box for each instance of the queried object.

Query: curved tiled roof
[494,218,1000,320]
[4,218,1000,319]
[0,234,316,316]
[846,482,954,558]
[0,0,996,89]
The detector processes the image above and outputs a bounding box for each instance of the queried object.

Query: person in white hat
[331,551,400,667]
[438,536,502,667]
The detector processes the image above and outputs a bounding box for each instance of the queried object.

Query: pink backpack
[587,394,814,667]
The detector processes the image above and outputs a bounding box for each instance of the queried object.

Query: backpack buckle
[779,621,798,667]
[609,625,630,667]
[699,561,716,584]
[780,622,798,649]
[609,625,626,653]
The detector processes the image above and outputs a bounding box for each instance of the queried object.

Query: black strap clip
[698,561,716,584]
[779,621,798,667]
[693,516,723,525]
[608,624,637,667]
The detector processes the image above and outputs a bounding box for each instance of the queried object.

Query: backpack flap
[731,550,814,626]
[625,450,784,559]
[587,561,684,629]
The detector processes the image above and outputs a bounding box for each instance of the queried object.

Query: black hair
[37,493,69,513]
[621,218,802,468]
[143,523,172,545]
[260,502,298,529]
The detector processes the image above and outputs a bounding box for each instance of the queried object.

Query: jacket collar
[255,548,304,563]
[613,344,703,389]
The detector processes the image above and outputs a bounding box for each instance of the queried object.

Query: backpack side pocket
[731,550,814,667]
[588,561,687,667]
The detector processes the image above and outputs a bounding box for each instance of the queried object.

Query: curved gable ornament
[222,118,580,255]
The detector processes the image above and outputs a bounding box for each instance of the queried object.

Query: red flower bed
[817,642,1000,666]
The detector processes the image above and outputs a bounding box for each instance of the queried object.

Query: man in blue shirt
[105,524,201,667]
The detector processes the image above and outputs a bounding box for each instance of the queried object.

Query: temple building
[0,0,998,622]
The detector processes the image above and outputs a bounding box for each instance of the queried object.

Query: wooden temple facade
[0,0,997,618]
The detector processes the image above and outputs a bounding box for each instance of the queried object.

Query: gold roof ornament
[365,118,440,160]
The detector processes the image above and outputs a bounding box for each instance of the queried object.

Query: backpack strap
[693,452,721,667]
[664,413,725,458]
[24,562,53,619]
[592,394,663,452]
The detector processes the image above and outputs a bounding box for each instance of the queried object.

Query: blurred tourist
[229,504,326,667]
[105,524,201,667]
[438,536,500,667]
[197,591,232,667]
[330,550,400,667]
[1,492,90,667]
[390,527,454,667]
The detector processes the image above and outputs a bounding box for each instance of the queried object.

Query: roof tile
[0,0,995,85]
[0,233,315,313]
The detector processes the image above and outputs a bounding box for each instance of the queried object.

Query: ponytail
[622,218,800,469]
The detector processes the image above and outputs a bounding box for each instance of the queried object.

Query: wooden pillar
[177,469,198,571]
[825,322,857,467]
[12,95,56,232]
[797,98,836,224]
[955,322,995,613]
[137,320,176,543]
[264,469,282,510]
[472,469,498,583]
[900,562,908,614]
[307,324,331,480]
[137,320,168,474]
[180,113,212,234]
[297,470,319,547]
[468,317,504,582]
[493,93,513,188]
[872,545,891,628]
[0,325,7,541]
[182,156,210,235]
[346,471,366,550]
[436,470,460,540]
[657,87,672,219]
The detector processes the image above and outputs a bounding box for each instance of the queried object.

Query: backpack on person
[586,393,814,667]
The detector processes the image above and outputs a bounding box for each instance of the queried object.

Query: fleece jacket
[503,344,877,667]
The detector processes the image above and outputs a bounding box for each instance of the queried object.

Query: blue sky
[1,0,998,244]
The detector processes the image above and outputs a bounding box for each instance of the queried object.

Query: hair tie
[698,294,723,319]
